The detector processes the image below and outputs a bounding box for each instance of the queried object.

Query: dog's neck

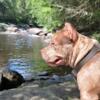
[70,34,95,68]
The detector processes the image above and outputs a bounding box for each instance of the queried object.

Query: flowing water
[0,33,47,80]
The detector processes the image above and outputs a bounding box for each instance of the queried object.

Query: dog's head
[41,22,78,67]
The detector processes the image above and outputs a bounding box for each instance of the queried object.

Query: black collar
[72,44,100,78]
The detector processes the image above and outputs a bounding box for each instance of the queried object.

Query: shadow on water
[0,33,47,80]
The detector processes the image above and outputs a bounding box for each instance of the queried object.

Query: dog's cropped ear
[63,22,78,42]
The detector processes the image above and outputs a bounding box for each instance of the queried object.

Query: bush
[92,32,100,42]
[28,0,63,31]
[0,0,63,30]
[0,0,31,23]
[0,0,100,32]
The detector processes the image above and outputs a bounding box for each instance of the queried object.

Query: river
[0,33,47,80]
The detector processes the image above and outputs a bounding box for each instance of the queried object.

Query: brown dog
[41,22,100,100]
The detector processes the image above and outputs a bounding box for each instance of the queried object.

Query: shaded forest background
[0,0,100,36]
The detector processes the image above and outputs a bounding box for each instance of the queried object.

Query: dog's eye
[61,38,72,44]
[50,42,55,46]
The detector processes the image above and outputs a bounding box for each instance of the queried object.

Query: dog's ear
[63,22,78,42]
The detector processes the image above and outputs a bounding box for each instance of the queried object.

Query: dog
[41,22,100,100]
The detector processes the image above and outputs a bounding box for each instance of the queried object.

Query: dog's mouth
[48,56,64,65]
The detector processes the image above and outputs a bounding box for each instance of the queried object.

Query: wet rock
[27,28,43,35]
[34,76,50,80]
[45,74,74,85]
[51,74,61,82]
[0,23,53,45]
[17,29,28,34]
[63,74,75,81]
[6,24,18,32]
[0,23,8,31]
[46,75,62,85]
[28,71,50,81]
[0,69,25,91]
[37,71,49,76]
[17,24,30,29]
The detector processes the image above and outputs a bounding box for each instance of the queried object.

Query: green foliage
[92,32,100,42]
[0,0,62,30]
[0,0,31,23]
[0,0,99,31]
[28,0,62,30]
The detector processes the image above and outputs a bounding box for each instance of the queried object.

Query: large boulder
[0,69,25,91]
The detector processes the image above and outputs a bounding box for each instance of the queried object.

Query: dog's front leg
[80,91,99,100]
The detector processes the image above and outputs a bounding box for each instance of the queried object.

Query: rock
[0,73,2,85]
[26,71,50,81]
[37,71,49,76]
[34,76,50,80]
[17,24,30,29]
[17,29,28,34]
[0,69,25,91]
[0,23,53,45]
[6,24,18,32]
[0,23,8,31]
[27,28,43,35]
[45,74,63,85]
[51,74,61,82]
[63,74,74,81]
[38,32,47,36]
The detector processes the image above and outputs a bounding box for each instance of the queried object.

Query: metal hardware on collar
[72,44,100,79]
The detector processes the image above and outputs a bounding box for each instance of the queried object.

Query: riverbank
[0,63,79,100]
[0,78,79,100]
